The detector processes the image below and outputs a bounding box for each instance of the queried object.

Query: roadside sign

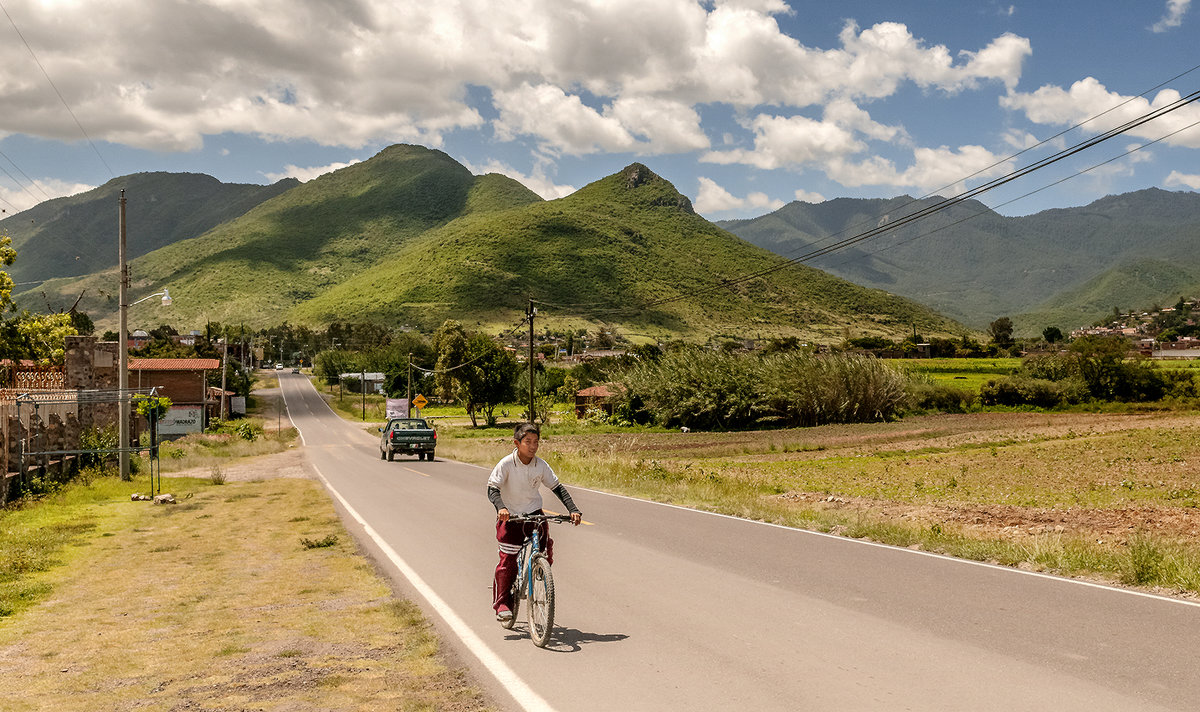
[386,398,409,418]
[412,394,428,409]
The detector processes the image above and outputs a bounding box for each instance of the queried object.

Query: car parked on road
[379,418,437,461]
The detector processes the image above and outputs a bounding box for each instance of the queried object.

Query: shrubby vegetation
[980,335,1198,407]
[610,348,910,430]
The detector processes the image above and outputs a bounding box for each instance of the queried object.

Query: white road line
[310,463,556,712]
[288,390,555,712]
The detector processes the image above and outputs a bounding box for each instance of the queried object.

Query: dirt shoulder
[0,465,492,711]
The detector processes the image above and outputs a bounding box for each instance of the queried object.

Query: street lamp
[118,285,172,480]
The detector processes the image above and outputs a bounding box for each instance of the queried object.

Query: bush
[206,419,262,441]
[980,376,1064,408]
[612,349,909,430]
[908,382,977,413]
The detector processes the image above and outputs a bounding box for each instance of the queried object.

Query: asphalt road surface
[279,373,1200,711]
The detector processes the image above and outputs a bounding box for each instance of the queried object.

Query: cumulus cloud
[703,113,865,169]
[0,0,1031,161]
[1152,0,1191,32]
[1164,170,1200,189]
[693,176,784,214]
[793,188,826,203]
[1002,78,1200,148]
[493,84,637,155]
[462,157,576,200]
[262,160,361,183]
[0,178,95,213]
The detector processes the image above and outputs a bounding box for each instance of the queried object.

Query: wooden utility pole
[407,352,413,414]
[527,299,536,424]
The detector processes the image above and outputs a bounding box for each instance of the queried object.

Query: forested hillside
[719,188,1200,334]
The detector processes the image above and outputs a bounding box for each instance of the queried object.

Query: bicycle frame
[513,520,545,601]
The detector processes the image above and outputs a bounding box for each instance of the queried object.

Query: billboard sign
[160,406,204,436]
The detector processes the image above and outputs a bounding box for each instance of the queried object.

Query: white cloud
[1152,0,1191,32]
[608,96,711,153]
[693,176,784,214]
[1164,170,1200,189]
[462,157,576,200]
[262,160,360,183]
[1002,78,1200,148]
[0,178,95,213]
[493,84,637,156]
[703,113,865,169]
[0,1,1032,160]
[793,188,826,203]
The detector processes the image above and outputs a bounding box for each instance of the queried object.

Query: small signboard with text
[159,406,204,436]
[386,398,409,418]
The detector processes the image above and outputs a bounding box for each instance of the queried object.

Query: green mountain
[1015,258,1200,331]
[0,172,298,284]
[25,145,544,328]
[24,146,964,341]
[719,188,1200,335]
[289,163,964,340]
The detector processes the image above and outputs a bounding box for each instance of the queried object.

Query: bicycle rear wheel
[528,555,555,647]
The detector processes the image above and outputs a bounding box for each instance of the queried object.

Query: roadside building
[128,357,221,436]
[575,384,618,418]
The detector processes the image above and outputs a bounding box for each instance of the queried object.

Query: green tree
[458,333,520,427]
[987,317,1014,347]
[431,320,468,402]
[1042,326,1064,344]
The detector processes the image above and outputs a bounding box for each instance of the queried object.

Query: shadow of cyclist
[503,626,627,653]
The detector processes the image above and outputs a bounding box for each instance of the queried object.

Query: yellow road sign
[412,394,428,409]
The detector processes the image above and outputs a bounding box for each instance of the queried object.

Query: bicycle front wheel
[528,555,555,647]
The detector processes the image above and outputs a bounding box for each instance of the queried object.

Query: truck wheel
[428,451,435,462]
[386,449,394,462]
[379,448,385,460]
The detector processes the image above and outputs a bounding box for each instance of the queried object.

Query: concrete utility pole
[118,190,130,480]
[527,298,536,424]
[220,340,228,420]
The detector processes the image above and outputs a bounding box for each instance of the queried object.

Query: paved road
[279,373,1200,711]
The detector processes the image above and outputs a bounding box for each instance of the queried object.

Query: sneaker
[496,608,513,622]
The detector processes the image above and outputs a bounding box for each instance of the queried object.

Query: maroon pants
[493,514,554,612]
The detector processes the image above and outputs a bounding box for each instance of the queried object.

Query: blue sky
[0,0,1197,221]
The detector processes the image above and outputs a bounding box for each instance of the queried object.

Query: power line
[0,1,114,178]
[633,87,1200,313]
[822,117,1200,273]
[0,148,53,202]
[766,62,1200,267]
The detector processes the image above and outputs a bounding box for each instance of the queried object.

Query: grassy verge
[153,421,298,473]
[0,474,490,710]
[436,411,1200,596]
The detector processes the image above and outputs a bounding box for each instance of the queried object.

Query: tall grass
[614,349,910,430]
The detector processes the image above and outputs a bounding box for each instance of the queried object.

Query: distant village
[1070,297,1200,358]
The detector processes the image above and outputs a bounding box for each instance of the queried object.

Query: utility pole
[527,298,536,424]
[118,190,131,480]
[220,340,228,420]
[407,352,413,414]
[361,368,366,421]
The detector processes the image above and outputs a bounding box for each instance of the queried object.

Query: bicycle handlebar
[506,513,572,524]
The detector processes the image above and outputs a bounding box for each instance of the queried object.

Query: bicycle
[499,513,570,647]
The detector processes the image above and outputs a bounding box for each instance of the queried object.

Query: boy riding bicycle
[487,423,582,621]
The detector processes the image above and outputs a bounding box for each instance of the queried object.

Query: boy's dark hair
[514,422,540,442]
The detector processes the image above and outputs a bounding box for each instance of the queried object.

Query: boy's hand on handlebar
[497,508,510,522]
[570,512,582,526]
